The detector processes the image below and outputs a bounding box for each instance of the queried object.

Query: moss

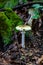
[0,9,23,45]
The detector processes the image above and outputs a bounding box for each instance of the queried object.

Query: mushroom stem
[28,15,33,26]
[21,31,25,48]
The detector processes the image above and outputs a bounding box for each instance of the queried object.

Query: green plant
[22,0,27,3]
[0,9,23,45]
[4,8,23,31]
[0,0,28,9]
[4,0,19,9]
[0,0,9,8]
[0,12,12,45]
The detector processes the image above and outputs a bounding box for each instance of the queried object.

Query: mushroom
[16,25,31,48]
[28,9,34,26]
[28,8,40,26]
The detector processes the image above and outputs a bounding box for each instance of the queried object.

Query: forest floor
[0,34,43,65]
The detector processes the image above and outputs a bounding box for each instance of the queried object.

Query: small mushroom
[16,25,31,48]
[28,8,40,26]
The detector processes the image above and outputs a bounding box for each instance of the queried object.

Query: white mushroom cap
[28,9,34,16]
[16,25,31,31]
